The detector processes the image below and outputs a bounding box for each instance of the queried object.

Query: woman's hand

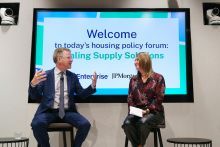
[142,108,150,115]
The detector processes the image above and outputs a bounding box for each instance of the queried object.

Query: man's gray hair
[53,48,71,63]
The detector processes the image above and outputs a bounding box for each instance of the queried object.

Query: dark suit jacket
[29,68,96,115]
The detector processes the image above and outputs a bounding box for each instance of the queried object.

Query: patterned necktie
[59,72,65,119]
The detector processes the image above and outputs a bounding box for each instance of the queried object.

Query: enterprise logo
[77,73,108,79]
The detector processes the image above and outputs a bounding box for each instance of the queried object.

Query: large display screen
[29,8,193,103]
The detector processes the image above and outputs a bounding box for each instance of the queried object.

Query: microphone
[60,72,64,81]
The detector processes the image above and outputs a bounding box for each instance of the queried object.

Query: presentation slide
[31,9,193,101]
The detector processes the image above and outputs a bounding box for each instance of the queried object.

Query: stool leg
[154,130,158,147]
[157,129,163,147]
[26,140,29,147]
[70,128,74,147]
[125,136,128,147]
[63,131,67,147]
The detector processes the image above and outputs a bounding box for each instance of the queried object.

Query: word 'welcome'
[87,29,137,38]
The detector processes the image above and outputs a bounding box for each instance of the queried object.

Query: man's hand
[31,70,47,86]
[92,71,97,88]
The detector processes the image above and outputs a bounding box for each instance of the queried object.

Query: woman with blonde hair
[122,52,165,147]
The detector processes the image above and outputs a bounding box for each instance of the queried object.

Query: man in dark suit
[29,48,97,147]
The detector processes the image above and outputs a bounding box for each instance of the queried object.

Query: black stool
[167,137,212,147]
[0,137,29,147]
[38,122,74,147]
[124,122,165,147]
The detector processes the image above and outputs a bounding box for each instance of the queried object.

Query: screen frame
[29,8,194,103]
